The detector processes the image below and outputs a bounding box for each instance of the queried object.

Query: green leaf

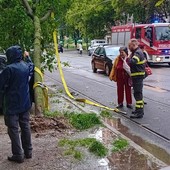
[155,0,165,7]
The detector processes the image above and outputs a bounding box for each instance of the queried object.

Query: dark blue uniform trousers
[4,111,32,158]
[132,78,144,114]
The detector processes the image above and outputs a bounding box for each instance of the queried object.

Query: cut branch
[21,0,34,19]
[40,9,52,23]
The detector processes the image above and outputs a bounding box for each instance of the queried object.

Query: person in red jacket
[111,47,132,109]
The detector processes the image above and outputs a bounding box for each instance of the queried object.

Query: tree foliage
[0,0,33,50]
[0,0,71,51]
[0,0,169,51]
[66,0,115,39]
[111,0,170,23]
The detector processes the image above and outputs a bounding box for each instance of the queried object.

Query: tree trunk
[33,15,44,116]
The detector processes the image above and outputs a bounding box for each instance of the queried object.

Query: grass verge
[112,138,129,152]
[68,113,101,130]
[58,138,108,160]
[44,111,101,130]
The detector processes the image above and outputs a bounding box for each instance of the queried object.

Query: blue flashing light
[154,20,159,23]
[165,50,168,53]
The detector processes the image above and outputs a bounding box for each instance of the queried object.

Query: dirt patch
[30,116,71,133]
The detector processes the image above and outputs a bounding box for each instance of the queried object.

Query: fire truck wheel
[105,64,110,76]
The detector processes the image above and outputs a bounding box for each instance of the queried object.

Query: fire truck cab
[111,23,170,65]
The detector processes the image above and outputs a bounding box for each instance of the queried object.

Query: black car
[91,46,120,76]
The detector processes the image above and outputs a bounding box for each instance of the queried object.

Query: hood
[6,45,23,64]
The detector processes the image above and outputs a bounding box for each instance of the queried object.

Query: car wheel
[88,51,91,56]
[105,64,110,76]
[92,62,97,73]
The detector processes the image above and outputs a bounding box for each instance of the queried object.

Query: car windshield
[155,26,170,41]
[105,47,120,60]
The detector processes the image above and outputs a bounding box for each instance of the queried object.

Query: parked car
[91,46,120,76]
[88,39,107,56]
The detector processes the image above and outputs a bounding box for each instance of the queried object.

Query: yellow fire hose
[33,67,49,110]
[51,14,126,114]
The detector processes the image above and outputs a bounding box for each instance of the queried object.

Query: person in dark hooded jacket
[0,46,33,163]
[0,55,6,114]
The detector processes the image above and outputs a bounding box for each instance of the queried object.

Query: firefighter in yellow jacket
[128,39,146,119]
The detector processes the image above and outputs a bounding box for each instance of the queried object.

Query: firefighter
[128,39,146,119]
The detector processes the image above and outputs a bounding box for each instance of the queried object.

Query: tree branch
[40,9,52,23]
[21,0,34,19]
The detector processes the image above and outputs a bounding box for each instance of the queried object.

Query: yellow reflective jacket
[129,48,146,78]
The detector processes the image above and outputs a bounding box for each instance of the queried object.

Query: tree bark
[22,0,52,116]
[40,9,52,23]
[33,15,44,116]
[21,0,34,19]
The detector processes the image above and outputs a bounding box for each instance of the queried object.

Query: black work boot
[25,153,32,159]
[8,155,24,163]
[130,113,143,119]
[130,109,144,119]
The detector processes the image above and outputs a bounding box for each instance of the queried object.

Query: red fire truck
[111,23,170,65]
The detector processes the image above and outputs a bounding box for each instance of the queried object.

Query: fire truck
[111,23,170,65]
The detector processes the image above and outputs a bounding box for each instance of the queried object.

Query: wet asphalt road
[45,50,170,155]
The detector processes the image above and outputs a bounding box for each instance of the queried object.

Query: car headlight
[156,57,161,62]
[152,55,163,62]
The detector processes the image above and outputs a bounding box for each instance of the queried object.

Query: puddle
[89,127,117,144]
[108,147,161,170]
[105,118,170,165]
[88,128,116,170]
[89,127,163,170]
[98,158,110,170]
